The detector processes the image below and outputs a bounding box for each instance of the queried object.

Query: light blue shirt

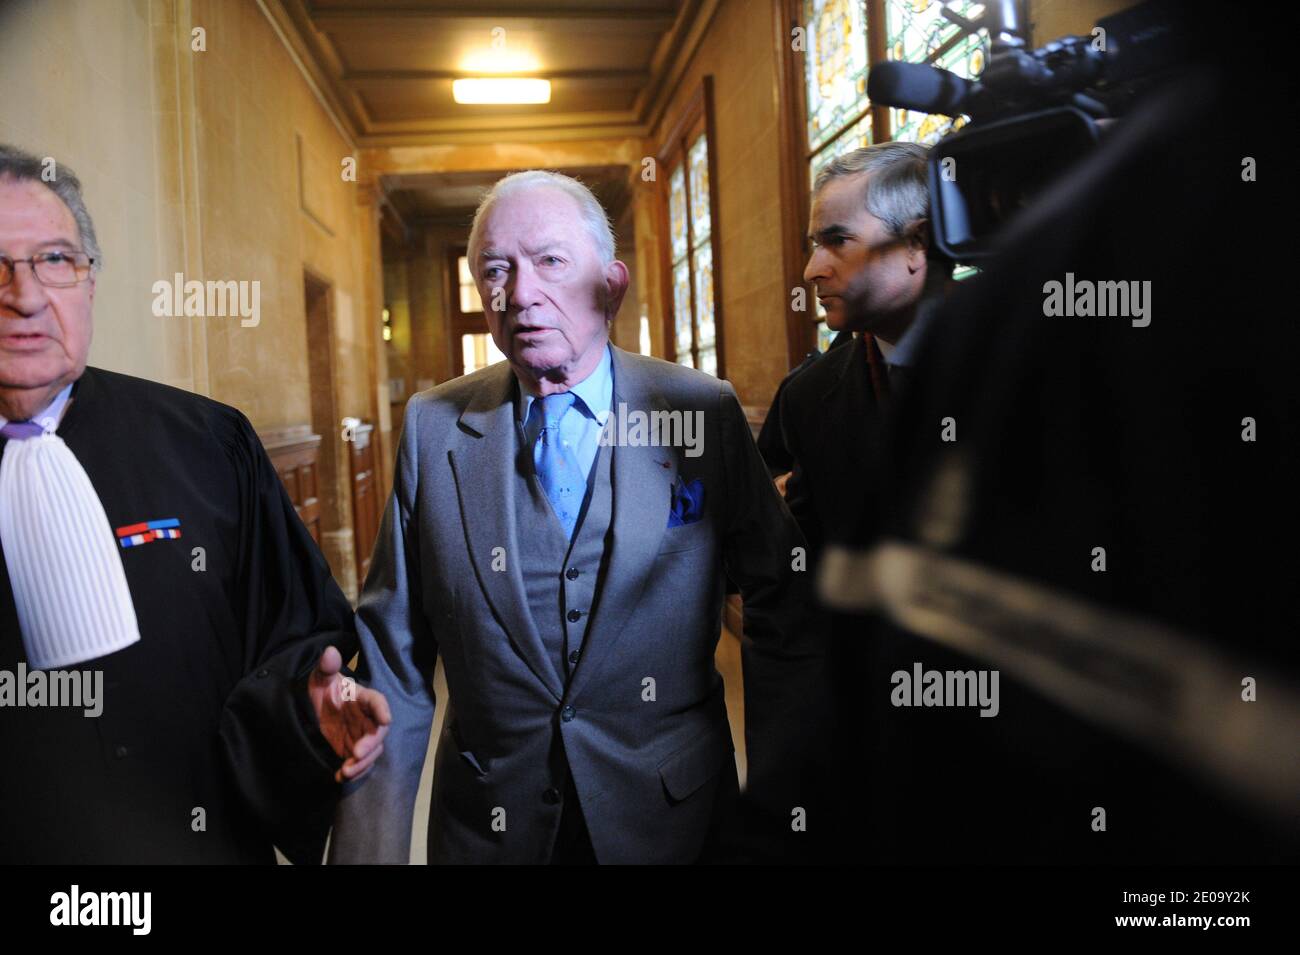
[0,383,73,434]
[518,344,614,486]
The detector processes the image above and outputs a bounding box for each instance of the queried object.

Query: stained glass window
[694,243,715,354]
[804,0,871,153]
[669,165,689,264]
[673,259,694,366]
[665,131,718,376]
[689,136,711,243]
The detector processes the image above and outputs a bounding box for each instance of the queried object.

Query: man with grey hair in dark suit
[744,141,953,862]
[329,170,809,864]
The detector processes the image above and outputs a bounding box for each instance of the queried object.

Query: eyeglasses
[0,251,96,288]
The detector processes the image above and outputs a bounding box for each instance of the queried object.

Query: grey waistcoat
[514,425,615,688]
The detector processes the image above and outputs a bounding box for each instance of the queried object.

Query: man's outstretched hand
[308,646,392,783]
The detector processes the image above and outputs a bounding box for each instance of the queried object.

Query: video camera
[867,0,1194,262]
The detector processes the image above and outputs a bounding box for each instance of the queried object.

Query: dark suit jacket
[755,330,852,478]
[780,334,885,556]
[736,334,889,862]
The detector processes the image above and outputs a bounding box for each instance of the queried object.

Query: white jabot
[0,383,141,669]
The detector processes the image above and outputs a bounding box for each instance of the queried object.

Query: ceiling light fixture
[452,78,551,105]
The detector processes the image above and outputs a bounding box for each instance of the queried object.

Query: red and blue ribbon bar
[115,518,182,548]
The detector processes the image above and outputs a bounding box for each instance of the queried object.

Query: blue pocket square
[667,477,705,528]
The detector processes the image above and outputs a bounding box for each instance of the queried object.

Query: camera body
[928,106,1098,262]
[868,0,1189,262]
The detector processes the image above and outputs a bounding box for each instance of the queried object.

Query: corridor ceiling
[267,0,717,146]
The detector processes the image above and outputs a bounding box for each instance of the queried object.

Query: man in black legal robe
[0,144,390,864]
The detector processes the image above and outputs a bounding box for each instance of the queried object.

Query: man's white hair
[468,170,615,267]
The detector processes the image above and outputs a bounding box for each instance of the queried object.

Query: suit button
[567,609,582,622]
[561,705,576,722]
[542,787,561,805]
[114,745,129,759]
[566,567,580,580]
[568,650,580,665]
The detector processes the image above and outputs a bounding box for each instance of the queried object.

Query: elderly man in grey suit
[330,170,808,864]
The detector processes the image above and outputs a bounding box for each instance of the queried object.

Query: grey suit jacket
[329,345,808,864]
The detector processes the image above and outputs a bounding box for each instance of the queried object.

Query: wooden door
[262,427,323,543]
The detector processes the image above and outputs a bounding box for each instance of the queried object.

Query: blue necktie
[531,393,584,539]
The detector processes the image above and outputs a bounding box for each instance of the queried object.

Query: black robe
[0,367,357,864]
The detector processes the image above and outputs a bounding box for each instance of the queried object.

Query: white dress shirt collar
[517,342,614,425]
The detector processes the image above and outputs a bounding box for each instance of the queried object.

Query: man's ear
[603,259,630,319]
[905,219,930,273]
